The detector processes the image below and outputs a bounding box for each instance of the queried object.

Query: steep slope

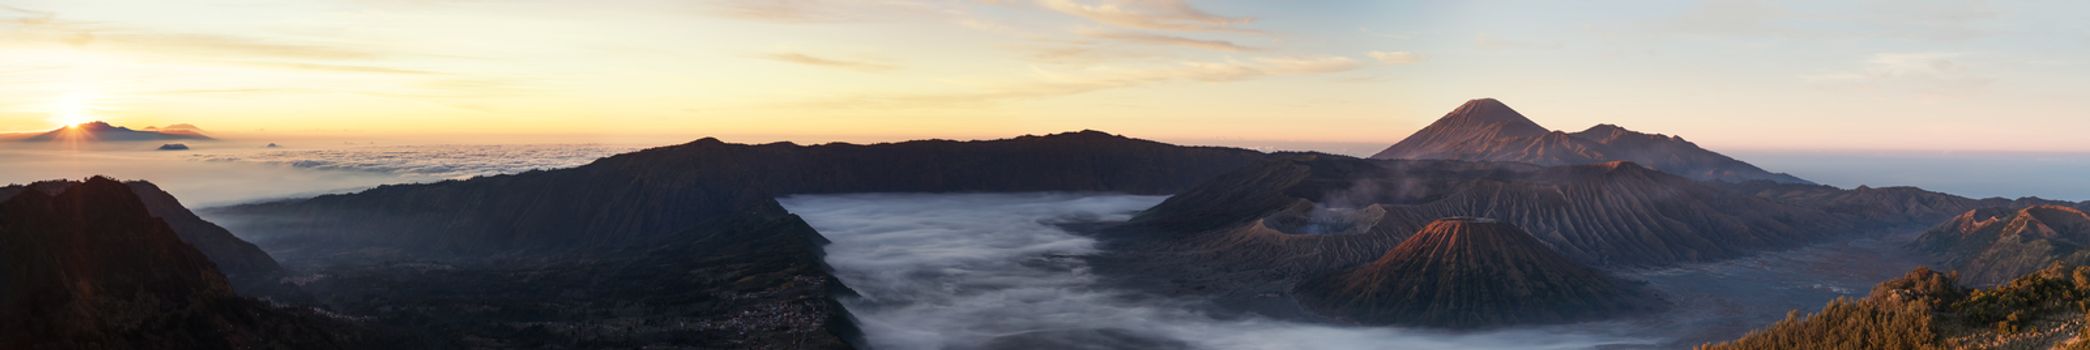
[1120,154,1854,268]
[1373,98,1553,161]
[7,121,214,142]
[0,179,300,301]
[1087,154,1853,323]
[201,130,1265,348]
[1916,205,2090,285]
[0,177,359,349]
[1372,98,1810,184]
[1703,264,2090,350]
[1293,218,1664,328]
[208,173,862,348]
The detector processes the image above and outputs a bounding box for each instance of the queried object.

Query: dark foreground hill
[1702,264,2090,350]
[1293,218,1664,328]
[0,177,366,349]
[0,179,302,302]
[203,131,1266,348]
[1372,98,1810,184]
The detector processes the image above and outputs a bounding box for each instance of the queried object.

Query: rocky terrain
[1372,98,1810,184]
[1293,217,1665,328]
[1917,205,2090,285]
[1080,153,1884,328]
[0,177,367,349]
[1703,264,2090,350]
[1115,154,1855,269]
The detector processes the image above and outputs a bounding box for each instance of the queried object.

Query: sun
[49,93,98,129]
[52,114,89,129]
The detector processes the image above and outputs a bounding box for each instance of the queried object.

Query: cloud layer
[781,193,1656,350]
[191,144,637,181]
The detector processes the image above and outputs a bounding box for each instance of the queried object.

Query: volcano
[1372,98,1808,184]
[5,121,214,142]
[1293,217,1665,328]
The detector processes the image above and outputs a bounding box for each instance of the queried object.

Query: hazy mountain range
[2,121,214,142]
[1373,98,1811,184]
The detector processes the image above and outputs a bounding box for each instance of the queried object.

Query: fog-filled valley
[780,192,1970,349]
[785,193,1658,349]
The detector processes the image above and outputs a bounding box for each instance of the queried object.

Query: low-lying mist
[0,147,404,206]
[1,143,635,206]
[780,193,1655,350]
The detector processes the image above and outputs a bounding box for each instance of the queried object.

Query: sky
[2,0,2088,152]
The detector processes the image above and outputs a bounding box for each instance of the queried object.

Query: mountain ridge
[1916,205,2090,285]
[0,178,302,302]
[4,121,214,142]
[1372,98,1810,184]
[0,177,363,349]
[201,130,1269,348]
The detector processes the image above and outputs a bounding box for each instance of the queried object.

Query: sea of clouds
[780,193,1655,350]
[190,144,639,181]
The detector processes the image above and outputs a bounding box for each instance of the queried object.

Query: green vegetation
[1703,264,2090,350]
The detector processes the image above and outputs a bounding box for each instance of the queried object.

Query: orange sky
[3,1,2088,152]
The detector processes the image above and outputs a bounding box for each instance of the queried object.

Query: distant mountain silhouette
[0,179,302,302]
[1294,218,1665,328]
[1372,98,1810,184]
[1722,181,2073,228]
[0,177,361,349]
[204,130,1266,348]
[5,121,213,142]
[1916,205,2090,285]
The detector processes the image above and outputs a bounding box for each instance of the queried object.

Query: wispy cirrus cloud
[242,62,444,75]
[758,52,899,72]
[1038,0,1255,32]
[2,8,382,61]
[1,7,432,74]
[1366,51,1418,64]
[802,55,1361,108]
[1804,52,1994,99]
[1080,30,1252,52]
[708,0,845,22]
[1804,52,1980,83]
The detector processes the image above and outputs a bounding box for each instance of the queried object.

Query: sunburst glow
[49,93,97,129]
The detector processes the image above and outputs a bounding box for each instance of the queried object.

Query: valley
[9,99,2088,349]
[11,2,2090,348]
